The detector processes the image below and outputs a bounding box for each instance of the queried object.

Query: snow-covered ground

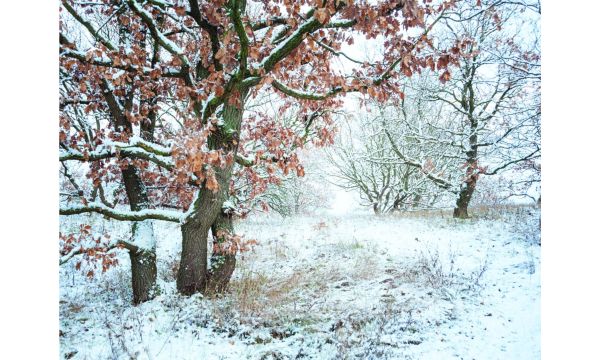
[59,206,540,359]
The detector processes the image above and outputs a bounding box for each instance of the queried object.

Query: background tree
[436,0,540,218]
[327,109,447,214]
[368,0,540,218]
[258,167,331,217]
[60,0,458,302]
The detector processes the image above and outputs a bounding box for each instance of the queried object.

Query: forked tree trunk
[176,89,246,296]
[206,212,237,295]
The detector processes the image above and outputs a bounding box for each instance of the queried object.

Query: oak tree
[59,0,457,303]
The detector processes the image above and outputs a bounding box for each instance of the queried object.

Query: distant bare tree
[327,112,447,215]
[374,0,540,218]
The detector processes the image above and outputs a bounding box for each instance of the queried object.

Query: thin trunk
[128,87,158,304]
[101,25,158,305]
[206,212,237,295]
[103,64,156,304]
[129,221,157,304]
[454,60,479,219]
[373,202,381,215]
[121,164,158,303]
[412,194,421,208]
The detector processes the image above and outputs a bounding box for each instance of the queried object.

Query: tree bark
[129,249,157,304]
[453,61,480,220]
[373,201,381,215]
[121,164,158,303]
[176,88,247,296]
[128,220,157,304]
[101,73,159,304]
[177,220,209,295]
[453,178,477,219]
[206,212,237,295]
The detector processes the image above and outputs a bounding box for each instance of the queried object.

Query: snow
[60,206,540,359]
[129,0,191,68]
[132,220,156,251]
[60,202,183,223]
[112,69,126,79]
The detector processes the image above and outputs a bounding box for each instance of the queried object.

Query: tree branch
[61,0,117,51]
[60,202,183,222]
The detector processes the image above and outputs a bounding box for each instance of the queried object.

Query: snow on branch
[61,0,117,51]
[271,78,343,101]
[250,16,289,31]
[60,48,182,78]
[229,0,250,74]
[61,134,269,171]
[481,147,540,176]
[382,127,457,193]
[60,202,183,223]
[60,137,174,169]
[259,15,321,73]
[127,0,192,70]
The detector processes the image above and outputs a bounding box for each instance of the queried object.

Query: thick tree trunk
[206,212,237,295]
[129,248,157,304]
[176,89,247,296]
[177,220,210,295]
[453,179,477,219]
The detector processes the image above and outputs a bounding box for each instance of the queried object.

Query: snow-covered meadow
[60,206,540,359]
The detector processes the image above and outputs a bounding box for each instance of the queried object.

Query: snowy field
[59,206,540,359]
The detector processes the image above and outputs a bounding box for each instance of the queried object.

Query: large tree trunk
[453,178,477,219]
[129,250,157,304]
[176,89,246,296]
[206,212,237,295]
[177,220,210,295]
[176,176,233,295]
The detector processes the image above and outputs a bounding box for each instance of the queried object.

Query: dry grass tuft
[391,203,538,220]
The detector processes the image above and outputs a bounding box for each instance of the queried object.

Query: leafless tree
[371,0,540,218]
[327,110,448,215]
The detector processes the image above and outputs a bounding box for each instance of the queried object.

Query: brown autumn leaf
[215,85,225,97]
[439,70,452,84]
[205,171,219,192]
[314,8,329,24]
[215,47,226,61]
